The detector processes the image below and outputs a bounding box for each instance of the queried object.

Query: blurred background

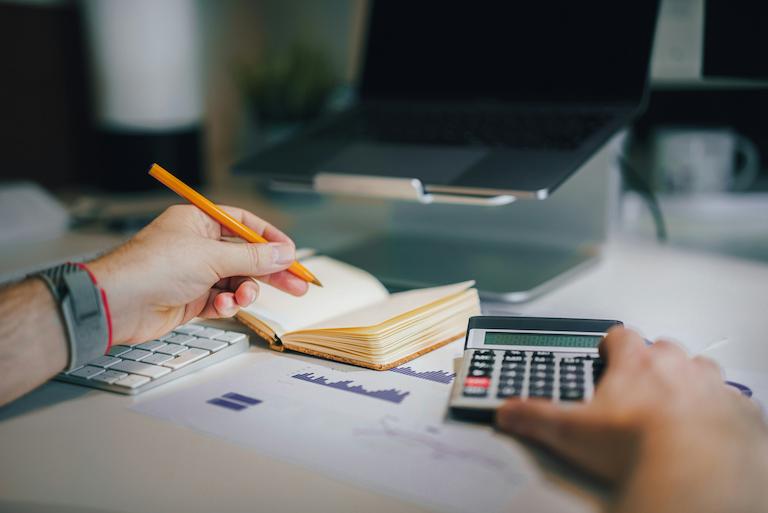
[2,0,768,277]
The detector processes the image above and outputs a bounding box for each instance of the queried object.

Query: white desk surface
[2,235,768,513]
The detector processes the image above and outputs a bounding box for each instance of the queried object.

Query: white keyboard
[55,324,249,395]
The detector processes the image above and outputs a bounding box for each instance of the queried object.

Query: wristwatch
[36,263,111,371]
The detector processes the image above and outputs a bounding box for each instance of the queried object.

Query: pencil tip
[312,278,324,287]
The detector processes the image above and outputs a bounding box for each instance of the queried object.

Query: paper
[133,347,547,513]
[242,256,389,333]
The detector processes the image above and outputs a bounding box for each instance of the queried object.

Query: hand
[496,328,768,511]
[88,205,308,344]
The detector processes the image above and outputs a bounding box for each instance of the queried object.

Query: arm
[0,205,307,406]
[496,328,768,513]
[0,279,69,405]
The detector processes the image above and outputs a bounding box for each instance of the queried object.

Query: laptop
[234,1,660,201]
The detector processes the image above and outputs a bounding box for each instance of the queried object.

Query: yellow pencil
[148,163,322,287]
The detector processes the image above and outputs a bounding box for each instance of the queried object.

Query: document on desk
[132,343,587,513]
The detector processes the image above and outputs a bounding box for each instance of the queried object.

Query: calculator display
[484,332,602,348]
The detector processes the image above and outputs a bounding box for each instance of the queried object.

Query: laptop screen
[360,1,659,104]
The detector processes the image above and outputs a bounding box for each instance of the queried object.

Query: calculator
[449,316,622,421]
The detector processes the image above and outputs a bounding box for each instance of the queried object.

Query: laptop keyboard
[317,106,613,150]
[55,324,249,395]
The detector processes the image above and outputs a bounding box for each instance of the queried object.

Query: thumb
[214,241,295,278]
[497,400,627,481]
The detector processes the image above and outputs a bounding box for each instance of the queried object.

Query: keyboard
[55,324,249,395]
[316,105,613,150]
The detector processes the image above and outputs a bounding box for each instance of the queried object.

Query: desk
[2,235,768,513]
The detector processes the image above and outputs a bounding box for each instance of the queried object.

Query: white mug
[650,127,760,193]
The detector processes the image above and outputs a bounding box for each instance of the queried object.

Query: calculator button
[560,388,584,401]
[560,356,581,364]
[560,372,584,382]
[469,368,492,377]
[530,370,555,380]
[532,363,553,371]
[469,362,494,370]
[504,350,524,356]
[532,356,553,364]
[560,380,583,390]
[533,352,554,358]
[503,355,525,364]
[474,350,494,356]
[463,387,488,397]
[560,363,583,373]
[529,387,554,398]
[497,386,523,398]
[465,376,491,388]
[499,369,523,379]
[472,354,495,362]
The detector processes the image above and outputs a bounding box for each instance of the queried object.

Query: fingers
[213,240,296,279]
[599,327,646,368]
[218,206,293,244]
[258,270,309,297]
[497,399,611,475]
[691,355,723,379]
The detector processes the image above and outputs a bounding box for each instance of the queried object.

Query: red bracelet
[72,262,113,351]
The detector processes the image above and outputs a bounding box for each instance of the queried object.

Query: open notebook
[236,256,480,370]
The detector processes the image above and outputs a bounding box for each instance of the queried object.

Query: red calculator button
[465,376,491,388]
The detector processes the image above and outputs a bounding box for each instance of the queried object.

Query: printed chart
[389,366,455,384]
[292,372,410,404]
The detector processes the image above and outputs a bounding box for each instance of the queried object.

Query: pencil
[148,163,322,287]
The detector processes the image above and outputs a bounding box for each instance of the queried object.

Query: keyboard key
[165,334,196,345]
[141,352,173,365]
[173,324,205,335]
[184,337,228,353]
[196,327,225,339]
[107,345,131,357]
[88,355,122,368]
[68,366,105,379]
[136,340,168,352]
[163,348,210,370]
[121,349,152,361]
[91,370,128,384]
[213,331,247,343]
[114,374,151,389]
[111,360,171,379]
[155,343,188,356]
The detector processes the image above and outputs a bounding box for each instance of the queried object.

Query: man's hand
[88,205,308,344]
[496,328,768,512]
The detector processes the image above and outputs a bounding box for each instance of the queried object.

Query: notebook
[236,256,480,370]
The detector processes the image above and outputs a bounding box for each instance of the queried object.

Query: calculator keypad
[461,349,600,402]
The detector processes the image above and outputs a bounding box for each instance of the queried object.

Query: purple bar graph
[291,372,410,404]
[389,366,455,384]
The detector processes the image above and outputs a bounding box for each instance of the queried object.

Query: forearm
[615,425,768,513]
[0,279,68,406]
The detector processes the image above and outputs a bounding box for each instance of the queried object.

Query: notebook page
[239,255,389,334]
[297,281,475,331]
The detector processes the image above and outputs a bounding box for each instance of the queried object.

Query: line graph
[389,366,455,384]
[354,416,508,471]
[292,372,410,404]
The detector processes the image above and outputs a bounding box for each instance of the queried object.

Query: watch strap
[37,263,111,370]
